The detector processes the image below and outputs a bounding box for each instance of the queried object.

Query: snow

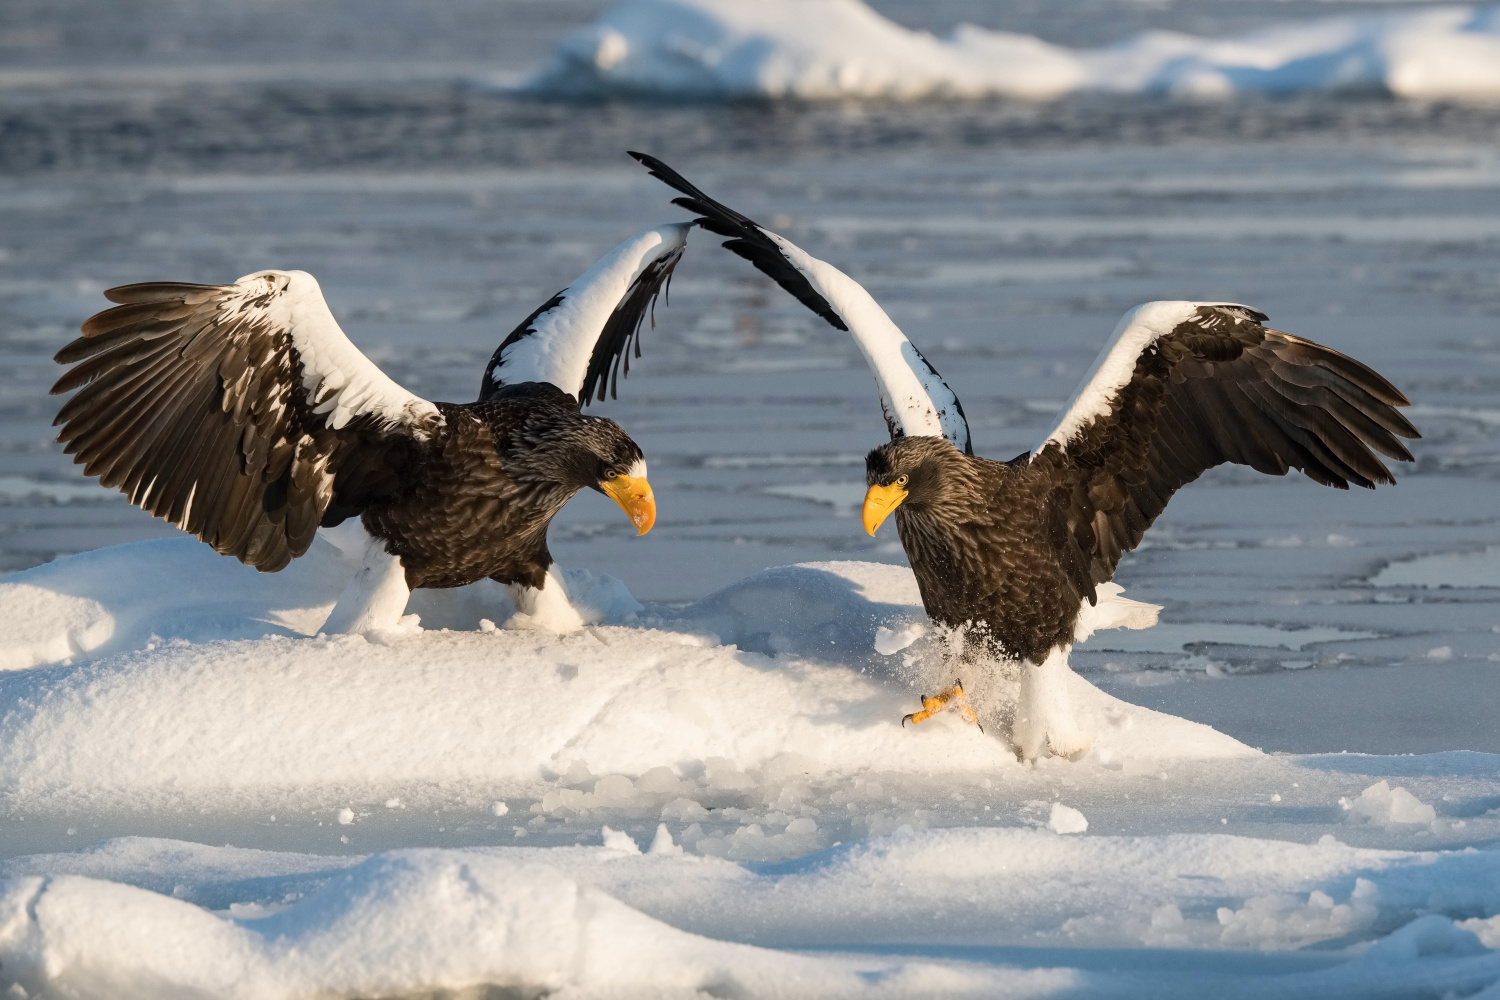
[1046,802,1088,835]
[527,0,1500,101]
[5,538,1500,994]
[1340,781,1438,828]
[0,541,1248,820]
[9,828,1500,997]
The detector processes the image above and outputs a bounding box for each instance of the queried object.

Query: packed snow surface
[4,539,1500,997]
[527,0,1500,101]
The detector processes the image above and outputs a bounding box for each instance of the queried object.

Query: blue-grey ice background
[2,2,1500,996]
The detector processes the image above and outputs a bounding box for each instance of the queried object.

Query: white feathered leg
[506,564,587,634]
[321,528,411,634]
[1011,645,1092,762]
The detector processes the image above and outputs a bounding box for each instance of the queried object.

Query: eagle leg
[1011,646,1092,762]
[902,680,982,732]
[320,526,413,635]
[504,564,588,634]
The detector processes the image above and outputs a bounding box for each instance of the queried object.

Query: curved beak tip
[861,483,906,536]
[604,476,656,537]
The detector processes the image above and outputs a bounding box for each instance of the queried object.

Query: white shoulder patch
[233,269,441,435]
[1035,300,1242,455]
[490,223,690,400]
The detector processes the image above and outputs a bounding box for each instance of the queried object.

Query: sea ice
[527,0,1500,101]
[3,537,1500,997]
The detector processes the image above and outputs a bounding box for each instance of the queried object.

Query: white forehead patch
[627,457,648,480]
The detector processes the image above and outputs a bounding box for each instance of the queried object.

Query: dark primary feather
[580,238,684,404]
[53,281,425,572]
[629,151,849,332]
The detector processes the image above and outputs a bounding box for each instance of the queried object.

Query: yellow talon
[901,680,981,731]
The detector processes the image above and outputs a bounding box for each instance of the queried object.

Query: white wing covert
[481,223,689,404]
[1035,300,1258,456]
[631,153,971,455]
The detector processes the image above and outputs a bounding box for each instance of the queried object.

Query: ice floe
[0,539,1248,820]
[6,538,1500,997]
[1372,546,1500,589]
[526,0,1500,101]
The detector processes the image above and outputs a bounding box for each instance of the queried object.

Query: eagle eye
[895,474,909,487]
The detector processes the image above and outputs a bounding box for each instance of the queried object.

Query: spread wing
[480,223,689,405]
[1029,301,1419,593]
[52,270,443,572]
[631,151,972,455]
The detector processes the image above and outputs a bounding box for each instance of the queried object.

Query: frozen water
[1372,546,1500,588]
[4,0,1500,995]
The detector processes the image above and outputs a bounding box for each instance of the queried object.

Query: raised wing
[52,270,441,572]
[481,223,688,405]
[1030,301,1419,591]
[631,151,972,455]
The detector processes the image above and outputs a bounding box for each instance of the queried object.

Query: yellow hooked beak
[862,481,908,536]
[601,475,656,536]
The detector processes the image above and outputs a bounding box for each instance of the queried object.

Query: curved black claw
[901,713,915,728]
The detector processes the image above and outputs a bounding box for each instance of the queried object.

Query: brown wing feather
[1032,305,1419,597]
[53,281,427,572]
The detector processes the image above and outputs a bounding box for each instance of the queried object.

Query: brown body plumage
[360,388,643,591]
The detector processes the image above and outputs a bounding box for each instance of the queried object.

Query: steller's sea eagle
[633,152,1418,761]
[52,223,688,634]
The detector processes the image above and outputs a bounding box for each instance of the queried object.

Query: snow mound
[0,541,1249,817]
[0,534,642,672]
[525,0,1500,101]
[0,849,1069,1000]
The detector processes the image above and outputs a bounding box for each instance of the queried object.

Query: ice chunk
[874,622,926,655]
[601,826,641,854]
[647,823,682,856]
[1048,803,1088,835]
[1362,914,1487,963]
[1341,781,1437,827]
